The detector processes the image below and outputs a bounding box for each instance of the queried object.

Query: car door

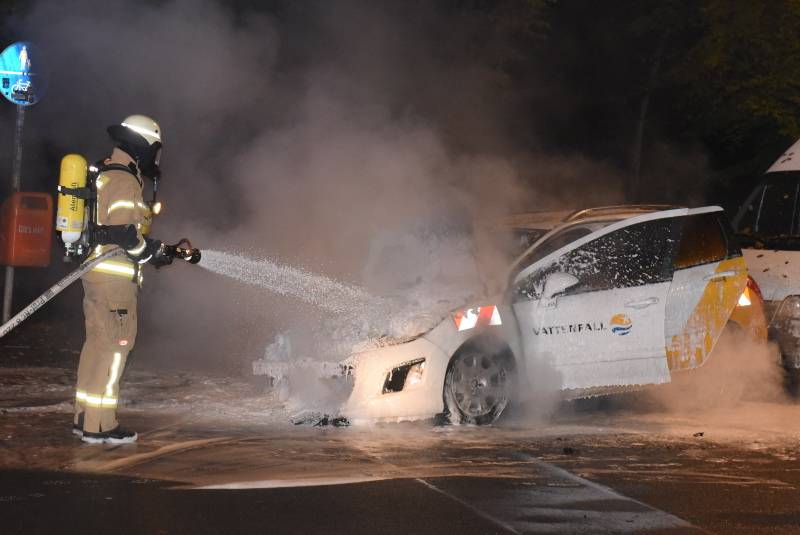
[510,211,684,392]
[665,208,748,371]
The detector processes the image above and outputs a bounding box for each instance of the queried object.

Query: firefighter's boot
[82,426,138,444]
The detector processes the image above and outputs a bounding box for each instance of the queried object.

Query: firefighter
[73,115,174,444]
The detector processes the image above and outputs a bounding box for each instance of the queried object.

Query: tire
[443,346,513,425]
[776,342,800,397]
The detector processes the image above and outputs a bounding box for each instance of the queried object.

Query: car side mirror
[542,272,579,300]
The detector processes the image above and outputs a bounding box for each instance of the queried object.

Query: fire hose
[0,240,201,339]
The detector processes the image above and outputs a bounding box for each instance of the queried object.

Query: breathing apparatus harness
[58,159,143,261]
[56,156,200,265]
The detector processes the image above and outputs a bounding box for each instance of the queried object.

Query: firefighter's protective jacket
[84,148,152,285]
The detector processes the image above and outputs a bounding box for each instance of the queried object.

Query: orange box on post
[0,192,53,267]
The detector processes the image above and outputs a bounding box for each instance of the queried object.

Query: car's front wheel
[444,347,513,425]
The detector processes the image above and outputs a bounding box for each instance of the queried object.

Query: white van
[733,138,800,383]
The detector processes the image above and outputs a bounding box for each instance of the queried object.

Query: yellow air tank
[56,154,88,245]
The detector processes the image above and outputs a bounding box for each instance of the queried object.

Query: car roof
[766,137,800,173]
[492,204,681,232]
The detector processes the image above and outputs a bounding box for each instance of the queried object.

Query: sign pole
[12,104,24,190]
[0,41,44,324]
[2,104,25,322]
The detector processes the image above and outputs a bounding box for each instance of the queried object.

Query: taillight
[738,276,763,307]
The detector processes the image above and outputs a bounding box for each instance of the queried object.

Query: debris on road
[291,411,350,427]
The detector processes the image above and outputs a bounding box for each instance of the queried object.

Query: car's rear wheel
[773,338,800,397]
[444,348,513,425]
[784,365,800,397]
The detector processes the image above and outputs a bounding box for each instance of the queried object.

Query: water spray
[197,250,375,315]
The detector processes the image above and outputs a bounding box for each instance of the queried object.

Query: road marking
[511,453,703,533]
[414,453,702,534]
[416,478,520,534]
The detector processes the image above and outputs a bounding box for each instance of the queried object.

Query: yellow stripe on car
[666,257,748,371]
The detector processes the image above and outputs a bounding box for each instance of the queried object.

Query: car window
[514,218,679,300]
[520,227,593,270]
[673,212,737,269]
[757,181,799,236]
[738,175,800,238]
[510,229,548,257]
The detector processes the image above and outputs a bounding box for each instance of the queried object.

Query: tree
[664,0,800,176]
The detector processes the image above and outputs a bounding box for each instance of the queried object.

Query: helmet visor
[139,141,162,180]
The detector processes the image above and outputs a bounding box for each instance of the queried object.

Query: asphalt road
[0,413,698,534]
[2,322,800,533]
[1,405,799,534]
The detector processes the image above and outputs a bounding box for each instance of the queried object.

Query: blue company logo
[610,313,632,336]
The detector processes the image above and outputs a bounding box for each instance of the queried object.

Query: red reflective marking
[453,310,465,329]
[477,306,495,325]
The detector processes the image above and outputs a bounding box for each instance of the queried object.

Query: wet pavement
[2,322,800,533]
[1,410,700,534]
[3,394,800,533]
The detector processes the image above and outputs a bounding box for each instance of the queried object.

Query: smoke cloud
[10,0,628,373]
[644,330,788,411]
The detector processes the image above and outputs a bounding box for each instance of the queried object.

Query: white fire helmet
[108,114,163,178]
[120,114,162,146]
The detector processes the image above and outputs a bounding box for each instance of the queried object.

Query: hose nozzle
[167,239,202,264]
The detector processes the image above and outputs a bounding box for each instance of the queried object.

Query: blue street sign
[0,41,45,106]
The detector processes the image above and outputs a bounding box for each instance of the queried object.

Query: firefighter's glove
[146,239,174,269]
[94,224,140,250]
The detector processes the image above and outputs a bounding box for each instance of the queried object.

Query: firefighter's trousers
[74,278,138,433]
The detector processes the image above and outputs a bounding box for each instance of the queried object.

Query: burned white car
[311,205,763,425]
